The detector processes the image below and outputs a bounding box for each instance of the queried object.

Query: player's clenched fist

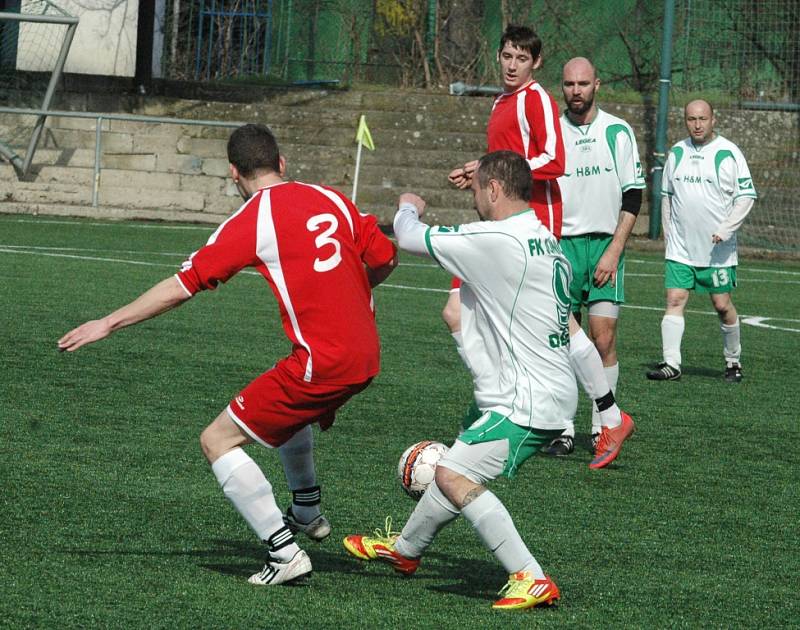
[398,192,427,217]
[447,160,478,190]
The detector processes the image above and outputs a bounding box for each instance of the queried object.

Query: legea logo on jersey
[738,177,753,190]
[636,162,643,178]
[436,225,460,233]
[575,137,596,154]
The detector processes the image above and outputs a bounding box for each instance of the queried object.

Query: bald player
[541,57,644,456]
[647,99,756,383]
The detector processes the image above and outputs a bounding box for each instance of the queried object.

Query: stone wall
[1,86,797,242]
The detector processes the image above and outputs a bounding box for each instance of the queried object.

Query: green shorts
[665,260,737,293]
[458,411,562,478]
[561,234,625,313]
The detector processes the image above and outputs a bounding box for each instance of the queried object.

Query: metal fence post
[92,116,103,207]
[649,0,675,239]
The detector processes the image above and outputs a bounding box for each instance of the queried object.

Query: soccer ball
[397,440,449,500]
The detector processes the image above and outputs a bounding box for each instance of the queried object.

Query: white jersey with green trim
[559,109,645,236]
[424,210,577,431]
[662,134,757,267]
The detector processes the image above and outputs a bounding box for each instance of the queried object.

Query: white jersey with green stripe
[559,109,645,236]
[424,210,577,431]
[662,134,757,267]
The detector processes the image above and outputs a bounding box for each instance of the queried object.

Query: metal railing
[0,106,244,206]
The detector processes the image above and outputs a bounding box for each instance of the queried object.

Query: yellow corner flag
[355,114,375,151]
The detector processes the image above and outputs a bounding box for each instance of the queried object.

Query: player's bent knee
[199,425,218,462]
[434,464,483,509]
[200,409,251,463]
[593,335,616,360]
[441,303,460,332]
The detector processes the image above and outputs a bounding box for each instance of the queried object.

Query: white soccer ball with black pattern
[397,440,449,500]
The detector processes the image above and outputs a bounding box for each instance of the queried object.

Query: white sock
[661,315,684,369]
[570,328,621,427]
[461,490,544,578]
[592,363,619,434]
[278,425,320,524]
[212,448,300,562]
[720,319,741,365]
[395,481,459,559]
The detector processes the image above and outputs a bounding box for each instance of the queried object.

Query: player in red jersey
[449,24,564,236]
[58,124,398,585]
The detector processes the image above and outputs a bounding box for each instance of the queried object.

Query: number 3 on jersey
[307,213,342,272]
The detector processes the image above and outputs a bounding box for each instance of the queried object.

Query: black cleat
[646,362,681,381]
[724,362,743,383]
[542,435,574,456]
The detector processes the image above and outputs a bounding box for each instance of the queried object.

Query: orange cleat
[589,411,635,469]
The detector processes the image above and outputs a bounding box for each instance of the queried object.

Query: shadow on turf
[62,538,548,602]
[196,539,504,600]
[640,361,721,380]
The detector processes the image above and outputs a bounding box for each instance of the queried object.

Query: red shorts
[227,361,372,447]
[450,277,462,290]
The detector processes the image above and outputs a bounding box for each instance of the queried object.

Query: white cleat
[284,508,332,542]
[248,549,312,586]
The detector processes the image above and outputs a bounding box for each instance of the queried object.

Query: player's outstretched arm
[58,276,191,352]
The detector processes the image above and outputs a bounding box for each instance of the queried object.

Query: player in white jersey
[647,99,756,382]
[343,152,634,611]
[543,57,644,455]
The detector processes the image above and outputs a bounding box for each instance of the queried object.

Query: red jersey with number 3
[176,181,396,384]
[487,80,565,238]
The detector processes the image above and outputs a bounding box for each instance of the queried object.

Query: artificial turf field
[1,213,798,628]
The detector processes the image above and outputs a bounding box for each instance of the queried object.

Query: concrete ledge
[0,201,229,224]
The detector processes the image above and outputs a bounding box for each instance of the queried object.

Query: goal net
[669,0,799,253]
[0,0,78,174]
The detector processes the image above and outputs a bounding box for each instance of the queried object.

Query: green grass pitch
[1,214,798,628]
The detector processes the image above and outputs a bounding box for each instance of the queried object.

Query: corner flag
[355,114,374,151]
[352,115,374,203]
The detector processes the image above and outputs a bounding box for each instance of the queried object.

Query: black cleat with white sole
[646,362,681,381]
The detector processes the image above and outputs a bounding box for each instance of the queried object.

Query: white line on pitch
[2,246,799,331]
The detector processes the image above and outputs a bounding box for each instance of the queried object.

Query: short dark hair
[498,24,542,59]
[476,151,532,202]
[227,123,281,177]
